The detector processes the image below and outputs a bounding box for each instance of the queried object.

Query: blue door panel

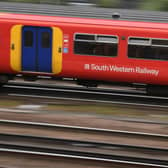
[22,26,52,73]
[22,27,37,71]
[38,27,52,73]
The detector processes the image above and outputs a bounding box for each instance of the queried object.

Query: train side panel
[59,23,168,85]
[0,21,14,73]
[0,13,168,86]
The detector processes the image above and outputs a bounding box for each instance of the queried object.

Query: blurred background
[1,0,168,11]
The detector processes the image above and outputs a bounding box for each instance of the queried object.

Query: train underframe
[0,73,168,96]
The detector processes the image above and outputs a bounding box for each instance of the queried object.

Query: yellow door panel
[52,27,63,74]
[10,25,22,72]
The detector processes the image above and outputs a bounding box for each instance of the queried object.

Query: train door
[22,26,52,73]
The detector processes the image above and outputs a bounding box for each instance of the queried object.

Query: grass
[0,98,167,121]
[41,102,168,121]
[44,103,160,117]
[0,100,23,107]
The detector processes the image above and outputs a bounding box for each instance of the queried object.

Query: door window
[42,32,50,48]
[24,31,33,47]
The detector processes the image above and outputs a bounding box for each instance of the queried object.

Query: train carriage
[0,12,168,95]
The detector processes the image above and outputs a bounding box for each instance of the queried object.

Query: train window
[41,32,50,48]
[24,31,33,47]
[128,37,168,60]
[74,33,118,57]
[129,37,151,46]
[97,35,118,43]
[75,34,95,41]
[152,39,168,47]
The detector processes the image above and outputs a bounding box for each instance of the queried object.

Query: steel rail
[0,119,167,140]
[1,146,167,168]
[0,133,168,167]
[0,132,167,153]
[2,82,168,108]
[7,81,168,100]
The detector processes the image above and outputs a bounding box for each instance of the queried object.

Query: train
[0,12,168,95]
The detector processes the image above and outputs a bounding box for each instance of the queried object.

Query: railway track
[1,81,168,108]
[0,119,167,141]
[1,148,166,168]
[0,2,168,22]
[0,133,168,167]
[0,119,167,167]
[0,119,167,150]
